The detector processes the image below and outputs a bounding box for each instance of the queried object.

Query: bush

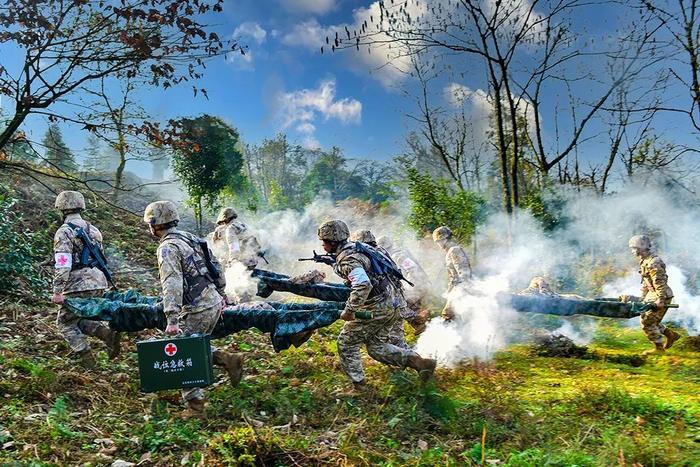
[0,194,47,296]
[406,167,488,242]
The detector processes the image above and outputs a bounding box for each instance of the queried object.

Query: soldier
[319,220,436,391]
[432,226,472,320]
[624,235,680,355]
[377,235,431,335]
[212,207,263,270]
[51,191,120,368]
[144,201,244,418]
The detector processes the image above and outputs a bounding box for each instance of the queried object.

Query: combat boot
[337,380,368,396]
[643,342,665,355]
[178,398,206,420]
[213,350,244,387]
[95,327,121,360]
[76,349,96,369]
[407,355,437,382]
[664,328,681,349]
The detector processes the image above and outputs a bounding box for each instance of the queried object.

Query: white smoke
[203,182,700,367]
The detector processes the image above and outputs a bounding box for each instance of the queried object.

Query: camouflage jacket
[639,255,674,302]
[391,247,430,301]
[333,242,399,314]
[446,245,472,291]
[213,220,261,268]
[157,228,225,325]
[53,213,108,294]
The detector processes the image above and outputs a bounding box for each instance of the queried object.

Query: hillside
[0,175,699,466]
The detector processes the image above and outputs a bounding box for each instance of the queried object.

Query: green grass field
[1,304,698,466]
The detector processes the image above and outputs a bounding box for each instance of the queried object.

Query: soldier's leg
[57,306,90,353]
[180,306,223,403]
[641,308,668,344]
[337,321,368,383]
[387,318,409,349]
[365,312,418,367]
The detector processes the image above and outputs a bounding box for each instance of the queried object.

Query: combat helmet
[217,207,237,224]
[628,235,651,251]
[432,226,453,242]
[350,229,376,244]
[143,201,179,226]
[317,220,350,242]
[55,191,86,211]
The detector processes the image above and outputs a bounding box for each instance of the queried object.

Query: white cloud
[282,18,327,50]
[234,22,267,45]
[275,78,362,148]
[226,49,255,70]
[279,0,335,15]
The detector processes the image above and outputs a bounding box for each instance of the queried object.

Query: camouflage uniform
[53,212,112,353]
[157,227,227,401]
[637,255,674,344]
[334,242,420,383]
[213,208,262,270]
[433,226,472,320]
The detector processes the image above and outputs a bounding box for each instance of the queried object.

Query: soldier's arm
[648,259,672,302]
[449,248,472,282]
[338,257,373,315]
[157,244,185,326]
[225,225,242,262]
[52,227,72,294]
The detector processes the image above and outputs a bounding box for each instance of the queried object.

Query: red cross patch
[164,342,178,356]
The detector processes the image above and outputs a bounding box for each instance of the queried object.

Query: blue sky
[1,0,697,180]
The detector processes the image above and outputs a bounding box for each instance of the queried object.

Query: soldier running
[622,235,681,355]
[51,191,120,368]
[319,220,436,391]
[432,226,472,321]
[212,207,263,270]
[144,201,244,418]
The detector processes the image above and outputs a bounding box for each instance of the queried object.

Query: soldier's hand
[165,323,181,335]
[441,307,455,321]
[340,309,356,321]
[655,299,667,310]
[52,293,64,304]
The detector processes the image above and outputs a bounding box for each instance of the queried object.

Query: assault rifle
[67,222,117,290]
[257,250,270,265]
[298,250,336,267]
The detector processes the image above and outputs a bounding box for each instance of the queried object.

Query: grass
[1,173,699,465]
[1,306,698,466]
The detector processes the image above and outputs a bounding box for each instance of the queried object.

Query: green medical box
[136,335,214,392]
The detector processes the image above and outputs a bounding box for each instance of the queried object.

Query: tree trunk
[0,108,29,150]
[493,85,513,215]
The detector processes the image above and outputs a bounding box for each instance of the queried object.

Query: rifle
[298,250,336,267]
[67,223,117,290]
[257,250,270,265]
[354,242,415,287]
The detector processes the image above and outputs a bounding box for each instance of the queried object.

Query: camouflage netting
[64,290,347,352]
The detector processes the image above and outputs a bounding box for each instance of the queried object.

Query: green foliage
[172,115,247,230]
[42,123,77,172]
[405,167,487,242]
[521,184,568,232]
[46,396,80,440]
[0,195,47,297]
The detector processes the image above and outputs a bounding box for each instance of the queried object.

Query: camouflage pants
[640,306,669,344]
[179,303,223,402]
[387,318,409,349]
[58,290,109,353]
[337,307,418,383]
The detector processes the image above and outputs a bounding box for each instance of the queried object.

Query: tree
[172,115,246,232]
[330,0,660,213]
[42,123,77,173]
[405,167,487,244]
[301,147,367,202]
[82,134,108,173]
[0,0,232,151]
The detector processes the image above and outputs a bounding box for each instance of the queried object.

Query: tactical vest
[65,222,100,271]
[335,243,397,300]
[162,231,225,305]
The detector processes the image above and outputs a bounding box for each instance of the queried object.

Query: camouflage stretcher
[64,290,348,352]
[253,269,351,302]
[251,270,663,319]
